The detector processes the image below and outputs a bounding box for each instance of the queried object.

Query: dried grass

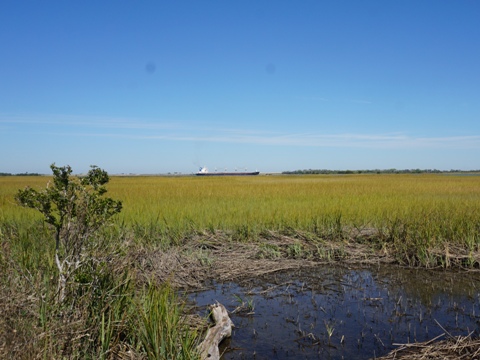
[125,230,405,291]
[376,333,480,359]
[124,227,480,293]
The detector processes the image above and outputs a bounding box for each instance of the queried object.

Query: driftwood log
[197,303,234,360]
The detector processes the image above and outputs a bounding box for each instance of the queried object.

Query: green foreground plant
[15,164,122,302]
[138,283,199,360]
[0,237,200,358]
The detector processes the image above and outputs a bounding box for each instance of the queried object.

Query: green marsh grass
[113,174,477,224]
[2,174,480,257]
[124,174,478,266]
[138,283,199,360]
[0,220,201,359]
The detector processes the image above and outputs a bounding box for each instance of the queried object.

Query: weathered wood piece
[197,302,234,360]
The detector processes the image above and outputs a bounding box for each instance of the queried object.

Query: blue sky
[1,1,479,174]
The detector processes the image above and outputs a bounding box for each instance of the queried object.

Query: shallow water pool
[189,265,480,359]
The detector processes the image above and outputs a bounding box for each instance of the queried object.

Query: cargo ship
[196,167,259,176]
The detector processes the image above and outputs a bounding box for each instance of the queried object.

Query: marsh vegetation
[1,173,479,358]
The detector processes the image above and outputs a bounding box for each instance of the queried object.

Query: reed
[137,283,199,360]
[108,174,479,260]
[110,174,479,234]
[2,174,480,251]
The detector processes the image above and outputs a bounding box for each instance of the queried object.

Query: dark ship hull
[196,167,259,176]
[196,171,260,176]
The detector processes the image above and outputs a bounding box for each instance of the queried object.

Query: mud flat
[189,265,480,359]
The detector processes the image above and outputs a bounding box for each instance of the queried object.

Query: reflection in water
[189,265,480,360]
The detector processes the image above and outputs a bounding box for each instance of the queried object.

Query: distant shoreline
[2,169,480,177]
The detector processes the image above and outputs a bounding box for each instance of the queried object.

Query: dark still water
[189,265,480,360]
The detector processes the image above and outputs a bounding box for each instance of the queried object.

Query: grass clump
[0,221,201,359]
[138,283,199,360]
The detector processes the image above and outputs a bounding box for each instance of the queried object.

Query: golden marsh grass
[3,173,479,249]
[113,174,480,239]
[2,174,479,223]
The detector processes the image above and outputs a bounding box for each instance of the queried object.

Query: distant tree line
[282,169,480,175]
[0,172,43,176]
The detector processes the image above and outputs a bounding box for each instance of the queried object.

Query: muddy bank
[128,231,479,290]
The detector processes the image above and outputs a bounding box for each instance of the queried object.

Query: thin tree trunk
[55,250,66,303]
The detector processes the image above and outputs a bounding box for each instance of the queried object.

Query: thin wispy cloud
[2,114,479,149]
[185,132,480,149]
[42,128,480,150]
